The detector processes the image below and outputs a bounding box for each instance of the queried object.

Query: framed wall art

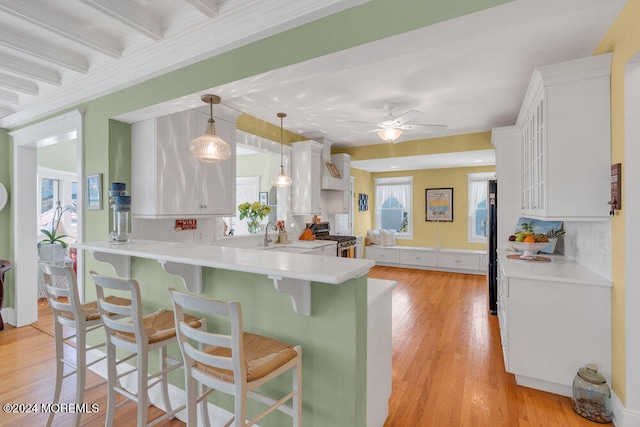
[259,191,268,205]
[86,173,103,210]
[426,188,453,222]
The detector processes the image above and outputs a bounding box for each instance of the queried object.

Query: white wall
[560,221,611,280]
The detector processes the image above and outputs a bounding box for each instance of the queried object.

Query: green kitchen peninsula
[77,240,382,427]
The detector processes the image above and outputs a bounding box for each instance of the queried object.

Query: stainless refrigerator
[487,179,498,315]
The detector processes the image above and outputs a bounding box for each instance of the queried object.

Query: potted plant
[38,201,76,262]
[238,201,271,234]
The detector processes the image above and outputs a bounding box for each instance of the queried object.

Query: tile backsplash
[560,221,611,280]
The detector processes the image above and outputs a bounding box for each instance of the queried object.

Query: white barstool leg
[73,329,87,427]
[293,349,302,427]
[46,321,65,427]
[105,341,118,427]
[159,346,173,418]
[137,349,149,426]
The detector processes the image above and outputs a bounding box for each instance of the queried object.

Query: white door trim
[623,51,640,424]
[9,110,84,327]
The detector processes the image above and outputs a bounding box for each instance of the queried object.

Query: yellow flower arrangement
[238,202,271,234]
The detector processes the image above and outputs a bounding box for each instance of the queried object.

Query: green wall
[237,152,280,192]
[37,139,76,172]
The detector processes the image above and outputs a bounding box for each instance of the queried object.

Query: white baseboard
[1,307,16,327]
[86,349,237,427]
[515,374,572,397]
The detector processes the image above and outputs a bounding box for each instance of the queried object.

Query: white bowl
[508,241,550,259]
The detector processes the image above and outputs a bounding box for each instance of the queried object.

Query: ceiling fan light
[189,119,232,162]
[378,127,402,142]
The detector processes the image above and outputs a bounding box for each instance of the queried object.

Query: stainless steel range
[307,222,357,258]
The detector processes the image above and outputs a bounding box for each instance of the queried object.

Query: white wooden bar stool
[39,263,130,427]
[168,287,302,427]
[91,272,203,427]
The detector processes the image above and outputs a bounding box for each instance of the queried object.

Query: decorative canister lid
[577,364,606,384]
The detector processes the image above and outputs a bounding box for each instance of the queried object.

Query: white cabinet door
[132,108,238,217]
[291,141,322,215]
[516,54,611,220]
[398,249,437,268]
[437,252,480,271]
[365,246,399,264]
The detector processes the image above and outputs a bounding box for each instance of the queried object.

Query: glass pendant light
[189,94,231,162]
[273,112,292,187]
[378,127,403,143]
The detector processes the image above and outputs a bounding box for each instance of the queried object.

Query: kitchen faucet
[264,221,276,247]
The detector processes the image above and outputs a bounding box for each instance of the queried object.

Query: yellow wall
[351,167,374,237]
[370,165,494,250]
[344,132,495,249]
[237,113,307,145]
[592,0,640,405]
[335,131,494,160]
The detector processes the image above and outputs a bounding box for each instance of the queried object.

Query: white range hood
[315,137,350,191]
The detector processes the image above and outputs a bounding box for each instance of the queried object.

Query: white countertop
[498,249,611,287]
[77,239,373,285]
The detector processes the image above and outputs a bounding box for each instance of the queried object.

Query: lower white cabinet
[497,253,612,397]
[365,246,485,275]
[398,249,437,268]
[437,251,480,271]
[366,246,400,264]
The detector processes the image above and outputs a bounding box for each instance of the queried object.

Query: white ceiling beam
[0,105,15,117]
[80,0,164,41]
[0,25,89,73]
[0,88,18,105]
[0,53,61,85]
[0,0,122,58]
[185,0,219,18]
[0,73,39,96]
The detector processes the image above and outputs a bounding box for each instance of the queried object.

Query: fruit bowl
[508,241,551,260]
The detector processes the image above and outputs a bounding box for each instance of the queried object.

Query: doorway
[9,110,84,327]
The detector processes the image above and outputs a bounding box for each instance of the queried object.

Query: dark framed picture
[86,173,103,210]
[259,191,268,205]
[426,188,453,221]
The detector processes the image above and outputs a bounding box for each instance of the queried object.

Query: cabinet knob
[455,259,461,263]
[415,256,421,260]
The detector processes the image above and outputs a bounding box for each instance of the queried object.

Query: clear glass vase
[247,218,261,234]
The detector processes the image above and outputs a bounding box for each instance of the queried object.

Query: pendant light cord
[280,114,284,167]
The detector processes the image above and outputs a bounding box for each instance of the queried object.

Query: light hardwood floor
[0,267,608,426]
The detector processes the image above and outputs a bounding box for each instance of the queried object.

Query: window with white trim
[467,172,495,243]
[37,167,78,238]
[375,176,413,239]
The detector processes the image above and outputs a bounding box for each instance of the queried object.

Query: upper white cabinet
[291,140,322,215]
[516,53,612,220]
[132,107,240,218]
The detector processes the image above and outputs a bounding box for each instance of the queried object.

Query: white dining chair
[39,263,130,427]
[168,287,302,427]
[91,272,204,427]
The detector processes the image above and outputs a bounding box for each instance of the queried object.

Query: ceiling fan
[357,104,447,143]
